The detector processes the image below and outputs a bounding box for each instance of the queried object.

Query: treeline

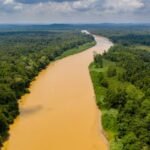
[110,34,150,46]
[90,29,150,150]
[0,30,94,146]
[90,25,150,46]
[90,24,150,37]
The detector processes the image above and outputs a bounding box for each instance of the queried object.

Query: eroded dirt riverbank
[2,35,113,150]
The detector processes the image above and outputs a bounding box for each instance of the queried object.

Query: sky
[0,0,150,24]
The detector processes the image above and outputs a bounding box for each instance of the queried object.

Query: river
[2,34,113,150]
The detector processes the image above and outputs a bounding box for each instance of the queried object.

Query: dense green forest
[90,28,150,150]
[0,30,95,146]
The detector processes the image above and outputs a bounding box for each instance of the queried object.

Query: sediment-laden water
[3,35,113,150]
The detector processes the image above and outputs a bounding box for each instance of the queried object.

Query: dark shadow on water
[21,105,43,117]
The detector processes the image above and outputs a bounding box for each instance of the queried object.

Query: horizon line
[0,22,150,25]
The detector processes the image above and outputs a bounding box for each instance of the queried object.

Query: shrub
[107,66,117,77]
[101,79,109,88]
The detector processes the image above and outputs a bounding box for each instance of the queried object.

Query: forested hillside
[0,30,95,146]
[90,27,150,150]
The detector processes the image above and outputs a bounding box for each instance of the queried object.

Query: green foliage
[90,37,150,150]
[105,45,150,91]
[0,113,9,145]
[105,88,127,109]
[111,34,150,46]
[101,79,109,88]
[107,66,117,77]
[121,132,141,150]
[102,109,118,132]
[94,53,103,68]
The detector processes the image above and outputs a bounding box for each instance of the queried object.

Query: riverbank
[56,41,96,59]
[0,33,96,147]
[89,44,149,150]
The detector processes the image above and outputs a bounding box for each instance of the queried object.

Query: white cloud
[103,0,144,13]
[3,0,14,4]
[71,0,96,11]
[13,4,23,10]
[0,0,149,23]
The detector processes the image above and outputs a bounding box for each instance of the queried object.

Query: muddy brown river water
[2,35,113,150]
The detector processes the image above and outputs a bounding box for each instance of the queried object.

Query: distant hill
[0,23,150,32]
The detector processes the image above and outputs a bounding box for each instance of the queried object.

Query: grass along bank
[56,41,96,59]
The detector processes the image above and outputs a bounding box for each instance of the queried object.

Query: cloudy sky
[0,0,150,23]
